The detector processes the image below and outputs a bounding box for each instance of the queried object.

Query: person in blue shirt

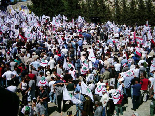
[131,78,141,111]
[121,56,128,66]
[74,90,85,116]
[77,38,83,51]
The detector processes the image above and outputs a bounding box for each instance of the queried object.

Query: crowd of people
[0,5,155,116]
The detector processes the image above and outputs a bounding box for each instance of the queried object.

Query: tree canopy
[29,0,155,26]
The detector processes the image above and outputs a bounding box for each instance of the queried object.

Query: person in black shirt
[0,87,19,116]
[63,70,72,83]
[37,86,48,116]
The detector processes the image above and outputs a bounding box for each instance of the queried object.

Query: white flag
[81,81,94,101]
[63,58,68,70]
[63,85,82,104]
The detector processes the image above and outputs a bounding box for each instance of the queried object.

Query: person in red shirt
[28,70,36,80]
[140,72,150,102]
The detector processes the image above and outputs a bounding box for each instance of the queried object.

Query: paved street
[48,98,151,116]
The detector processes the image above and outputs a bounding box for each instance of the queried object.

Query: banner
[95,84,106,96]
[63,85,82,104]
[81,81,94,101]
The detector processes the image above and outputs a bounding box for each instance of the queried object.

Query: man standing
[37,86,48,116]
[74,90,85,116]
[48,57,55,70]
[131,79,141,111]
[94,101,102,116]
[100,89,109,116]
[54,76,64,113]
[49,77,56,103]
[25,76,36,101]
[2,67,15,87]
[140,72,150,102]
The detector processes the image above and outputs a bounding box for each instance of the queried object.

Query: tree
[98,0,107,22]
[121,0,129,25]
[145,0,155,25]
[29,0,65,17]
[63,0,81,20]
[129,0,137,26]
[114,0,121,24]
[137,0,146,25]
[91,0,99,17]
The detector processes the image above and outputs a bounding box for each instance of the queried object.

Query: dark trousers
[132,95,140,110]
[21,90,28,104]
[57,95,63,113]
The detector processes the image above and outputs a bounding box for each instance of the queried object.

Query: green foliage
[114,0,121,24]
[137,0,146,25]
[121,0,129,25]
[28,0,155,26]
[145,0,155,25]
[129,0,137,26]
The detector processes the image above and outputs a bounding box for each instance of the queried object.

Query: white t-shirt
[61,49,68,56]
[48,59,55,70]
[2,71,14,80]
[49,81,56,92]
[134,68,140,77]
[7,86,17,93]
[114,63,121,71]
[149,77,154,89]
[21,82,27,90]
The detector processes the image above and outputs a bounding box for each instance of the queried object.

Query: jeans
[115,104,123,116]
[76,104,83,116]
[43,102,48,116]
[57,95,63,113]
[102,107,106,116]
[132,95,140,110]
[0,78,4,87]
[49,91,56,103]
[131,87,133,99]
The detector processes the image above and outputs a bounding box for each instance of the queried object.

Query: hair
[51,77,54,80]
[40,72,44,76]
[21,77,25,81]
[57,76,60,80]
[25,75,30,80]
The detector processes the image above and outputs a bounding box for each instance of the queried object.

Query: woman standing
[20,77,28,104]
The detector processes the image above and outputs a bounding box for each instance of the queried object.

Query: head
[135,79,139,84]
[78,80,81,86]
[70,67,73,71]
[100,78,103,83]
[51,77,54,81]
[25,75,30,82]
[39,86,44,91]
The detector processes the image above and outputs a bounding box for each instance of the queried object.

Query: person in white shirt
[114,60,121,73]
[48,77,56,103]
[100,88,109,116]
[2,67,15,87]
[6,80,17,93]
[61,46,68,57]
[10,59,17,71]
[149,74,154,98]
[134,65,140,78]
[69,67,76,80]
[48,57,55,70]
